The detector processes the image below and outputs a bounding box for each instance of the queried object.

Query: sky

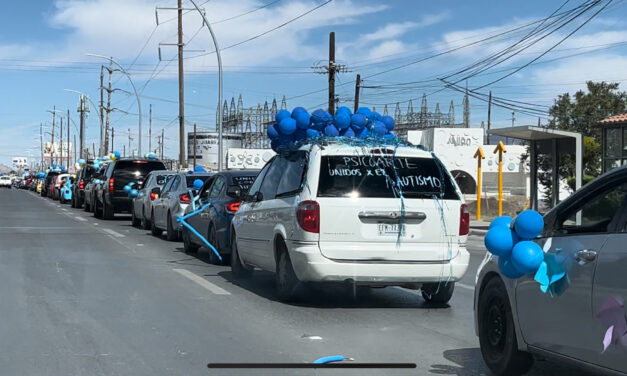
[1,0,627,166]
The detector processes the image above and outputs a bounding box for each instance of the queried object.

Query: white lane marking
[173,268,230,295]
[457,283,475,291]
[102,228,125,238]
[75,216,87,222]
[93,223,99,226]
[0,226,75,229]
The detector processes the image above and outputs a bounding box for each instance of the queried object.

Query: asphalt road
[0,188,594,376]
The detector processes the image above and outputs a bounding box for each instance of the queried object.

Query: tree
[539,81,627,200]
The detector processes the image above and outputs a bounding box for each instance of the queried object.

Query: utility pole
[123,145,126,158]
[104,61,113,154]
[128,128,132,158]
[177,0,186,167]
[78,95,86,160]
[40,123,43,168]
[538,117,541,126]
[353,74,361,113]
[161,128,165,159]
[487,91,492,145]
[511,111,516,126]
[60,116,63,167]
[51,106,56,165]
[73,134,77,167]
[328,31,336,116]
[149,104,152,152]
[67,109,70,168]
[111,127,115,153]
[100,66,104,155]
[193,123,197,169]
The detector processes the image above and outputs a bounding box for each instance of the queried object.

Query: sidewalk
[469,219,490,236]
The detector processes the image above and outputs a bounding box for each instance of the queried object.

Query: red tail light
[79,179,85,190]
[225,201,241,214]
[108,178,114,193]
[150,192,159,201]
[459,203,469,236]
[297,200,319,233]
[179,193,191,203]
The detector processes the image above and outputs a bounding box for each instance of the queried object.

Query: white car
[0,176,11,188]
[231,142,470,302]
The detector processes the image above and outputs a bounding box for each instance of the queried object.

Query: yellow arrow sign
[493,141,507,216]
[474,147,485,220]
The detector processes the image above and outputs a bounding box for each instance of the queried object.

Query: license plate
[377,223,405,236]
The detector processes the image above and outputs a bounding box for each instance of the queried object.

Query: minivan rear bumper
[287,241,470,284]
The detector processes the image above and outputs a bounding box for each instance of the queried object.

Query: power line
[213,0,282,24]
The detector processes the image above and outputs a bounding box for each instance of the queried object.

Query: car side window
[259,157,287,201]
[246,159,273,200]
[557,182,627,235]
[162,177,175,193]
[170,176,181,192]
[199,176,216,199]
[208,177,225,198]
[276,151,307,197]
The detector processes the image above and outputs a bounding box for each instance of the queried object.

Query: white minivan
[230,142,470,302]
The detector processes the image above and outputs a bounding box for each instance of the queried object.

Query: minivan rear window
[318,155,459,199]
[113,161,166,179]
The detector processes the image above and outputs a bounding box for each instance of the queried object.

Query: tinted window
[112,161,166,179]
[317,155,459,199]
[232,175,256,191]
[168,176,181,192]
[185,175,210,187]
[559,182,627,234]
[161,177,175,193]
[260,158,286,200]
[276,151,307,197]
[156,174,173,185]
[247,160,273,199]
[208,177,225,198]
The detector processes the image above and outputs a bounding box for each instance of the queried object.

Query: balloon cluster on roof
[267,106,396,152]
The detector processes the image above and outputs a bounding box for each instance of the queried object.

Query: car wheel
[93,198,102,218]
[276,240,299,302]
[230,233,252,279]
[141,208,150,230]
[207,224,222,265]
[131,207,141,227]
[166,212,179,241]
[478,277,533,376]
[150,211,162,236]
[102,198,114,220]
[71,195,76,208]
[84,196,90,212]
[183,228,199,253]
[421,282,455,304]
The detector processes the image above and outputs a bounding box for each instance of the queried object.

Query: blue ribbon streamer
[177,202,222,261]
[313,355,346,364]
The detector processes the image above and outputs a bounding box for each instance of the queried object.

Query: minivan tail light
[150,192,159,201]
[79,179,85,190]
[179,193,191,203]
[297,200,319,233]
[225,201,241,214]
[108,178,114,193]
[459,203,469,236]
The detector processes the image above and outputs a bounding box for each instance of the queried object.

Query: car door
[137,173,153,214]
[515,178,627,365]
[156,176,177,228]
[236,161,272,263]
[591,180,627,373]
[186,176,215,243]
[199,175,226,238]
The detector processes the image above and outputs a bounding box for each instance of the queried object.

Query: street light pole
[190,0,223,171]
[86,54,142,156]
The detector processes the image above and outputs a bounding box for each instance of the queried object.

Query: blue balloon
[114,150,121,159]
[270,140,279,151]
[311,109,328,124]
[350,113,368,131]
[381,116,395,131]
[278,133,294,144]
[194,165,206,172]
[294,128,307,141]
[356,107,372,117]
[342,127,355,137]
[193,179,204,190]
[490,216,513,229]
[333,112,351,130]
[358,128,370,138]
[293,111,311,130]
[148,153,156,160]
[278,118,297,135]
[129,189,139,198]
[498,255,526,279]
[484,225,518,257]
[383,133,394,139]
[291,106,307,116]
[306,129,320,138]
[336,106,352,116]
[372,121,387,137]
[123,185,131,193]
[275,109,291,124]
[324,124,339,137]
[78,159,86,165]
[368,111,382,122]
[514,210,544,240]
[267,124,279,140]
[511,241,544,274]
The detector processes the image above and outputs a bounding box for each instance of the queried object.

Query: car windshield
[318,155,459,199]
[113,161,166,179]
[185,175,210,187]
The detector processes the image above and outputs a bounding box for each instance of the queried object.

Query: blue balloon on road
[511,240,544,274]
[484,225,518,257]
[514,210,544,239]
[490,216,513,229]
[498,255,525,279]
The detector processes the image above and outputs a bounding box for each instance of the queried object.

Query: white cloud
[531,54,627,90]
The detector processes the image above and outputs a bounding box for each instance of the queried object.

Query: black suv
[93,158,167,219]
[71,162,95,208]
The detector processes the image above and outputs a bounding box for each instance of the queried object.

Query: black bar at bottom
[207,363,416,369]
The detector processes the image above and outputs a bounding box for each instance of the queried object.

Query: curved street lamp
[85,53,142,156]
[189,0,223,171]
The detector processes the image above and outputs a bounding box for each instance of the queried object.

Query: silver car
[131,170,175,229]
[474,165,627,376]
[150,172,213,241]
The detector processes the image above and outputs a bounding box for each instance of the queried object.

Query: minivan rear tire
[421,282,455,304]
[102,198,114,220]
[276,242,299,302]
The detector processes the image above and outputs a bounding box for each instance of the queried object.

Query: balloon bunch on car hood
[267,106,395,152]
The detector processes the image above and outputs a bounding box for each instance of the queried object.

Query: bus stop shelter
[487,126,582,211]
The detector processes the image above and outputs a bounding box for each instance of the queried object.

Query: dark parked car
[84,164,108,213]
[71,163,95,208]
[93,158,166,219]
[182,170,257,264]
[131,170,176,229]
[41,171,60,197]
